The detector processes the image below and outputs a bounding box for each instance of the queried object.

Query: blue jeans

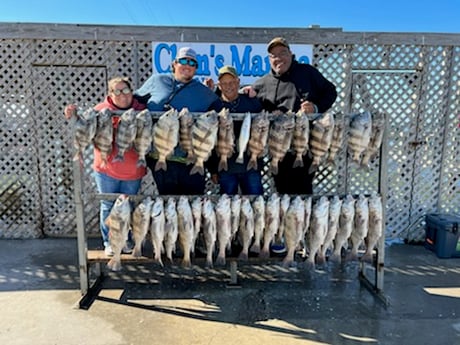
[218,170,263,195]
[93,172,142,245]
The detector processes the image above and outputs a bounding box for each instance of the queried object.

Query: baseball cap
[218,65,238,79]
[176,47,197,61]
[267,37,290,52]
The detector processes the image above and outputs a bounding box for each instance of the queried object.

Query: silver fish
[190,110,219,175]
[306,196,329,269]
[326,112,346,167]
[260,193,280,258]
[320,195,342,261]
[282,196,305,267]
[249,195,265,254]
[164,197,179,263]
[216,108,235,171]
[150,197,165,266]
[152,108,180,171]
[106,194,131,271]
[292,111,310,168]
[348,194,369,261]
[177,196,195,267]
[277,194,291,244]
[348,111,372,165]
[268,113,295,174]
[247,111,270,171]
[236,112,251,164]
[301,196,312,258]
[309,110,335,173]
[134,109,153,167]
[114,108,138,162]
[202,197,217,268]
[178,107,195,164]
[330,194,355,263]
[230,194,242,241]
[73,107,97,161]
[238,196,254,261]
[131,196,153,258]
[361,111,385,169]
[362,192,383,263]
[191,196,202,254]
[93,108,113,168]
[215,194,232,266]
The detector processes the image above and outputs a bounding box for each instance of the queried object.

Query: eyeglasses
[111,87,131,96]
[177,58,198,68]
[268,51,291,59]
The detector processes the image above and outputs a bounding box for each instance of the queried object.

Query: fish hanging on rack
[308,110,335,173]
[236,112,251,164]
[152,108,180,171]
[347,194,369,261]
[268,112,295,174]
[237,196,254,261]
[164,197,179,264]
[260,192,280,259]
[150,197,165,266]
[360,111,385,170]
[190,110,219,175]
[215,194,232,266]
[249,195,265,255]
[131,196,153,258]
[178,108,195,164]
[247,111,270,171]
[93,108,113,167]
[113,108,138,162]
[320,195,342,261]
[133,109,153,167]
[292,111,310,168]
[202,197,217,268]
[306,196,330,269]
[361,192,383,263]
[216,108,235,171]
[326,112,346,167]
[282,195,305,267]
[106,194,131,272]
[348,111,372,165]
[330,194,355,263]
[177,196,195,267]
[73,107,97,162]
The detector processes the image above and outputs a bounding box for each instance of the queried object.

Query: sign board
[152,42,313,85]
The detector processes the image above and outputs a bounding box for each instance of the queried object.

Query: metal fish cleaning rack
[73,110,390,309]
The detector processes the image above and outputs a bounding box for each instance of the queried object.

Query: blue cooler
[425,213,460,258]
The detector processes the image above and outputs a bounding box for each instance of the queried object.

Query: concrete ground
[0,238,459,345]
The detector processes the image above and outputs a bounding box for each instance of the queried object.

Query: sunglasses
[111,87,131,96]
[177,58,198,68]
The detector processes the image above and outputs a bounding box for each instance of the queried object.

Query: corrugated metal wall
[0,24,458,240]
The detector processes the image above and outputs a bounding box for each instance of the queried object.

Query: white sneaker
[104,245,114,257]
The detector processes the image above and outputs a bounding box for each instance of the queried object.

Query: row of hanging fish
[105,192,383,271]
[73,107,385,174]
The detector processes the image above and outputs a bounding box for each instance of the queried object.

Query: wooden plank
[87,250,154,263]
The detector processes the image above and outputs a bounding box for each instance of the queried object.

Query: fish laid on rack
[73,107,97,162]
[131,196,153,258]
[164,197,179,263]
[247,111,270,171]
[177,196,195,267]
[308,111,335,173]
[215,194,232,266]
[230,194,242,242]
[190,110,219,175]
[268,112,295,174]
[106,194,131,271]
[133,109,153,167]
[93,108,113,167]
[113,108,138,162]
[306,196,330,269]
[260,192,280,259]
[360,111,385,170]
[237,196,254,261]
[326,112,346,167]
[236,112,252,164]
[191,196,202,255]
[301,196,312,258]
[362,192,383,263]
[348,194,369,261]
[283,195,305,267]
[249,195,265,254]
[330,194,355,263]
[202,197,217,268]
[216,108,235,171]
[178,108,195,164]
[152,108,180,171]
[292,111,310,168]
[150,197,165,266]
[348,111,372,165]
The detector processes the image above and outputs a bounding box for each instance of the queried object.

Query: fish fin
[308,164,318,174]
[218,158,228,171]
[292,157,304,168]
[155,160,167,171]
[137,158,146,167]
[249,243,260,254]
[270,161,279,175]
[215,256,226,266]
[246,158,258,171]
[190,164,204,175]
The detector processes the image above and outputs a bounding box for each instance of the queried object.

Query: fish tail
[189,164,204,175]
[137,158,146,167]
[246,158,258,171]
[154,160,167,171]
[218,159,228,172]
[308,164,318,174]
[270,161,279,175]
[292,157,304,168]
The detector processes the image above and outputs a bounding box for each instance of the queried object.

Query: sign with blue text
[152,42,313,85]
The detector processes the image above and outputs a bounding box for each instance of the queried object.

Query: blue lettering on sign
[197,55,210,76]
[154,43,174,73]
[214,55,224,74]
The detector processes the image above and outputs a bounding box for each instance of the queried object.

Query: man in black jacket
[248,37,337,195]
